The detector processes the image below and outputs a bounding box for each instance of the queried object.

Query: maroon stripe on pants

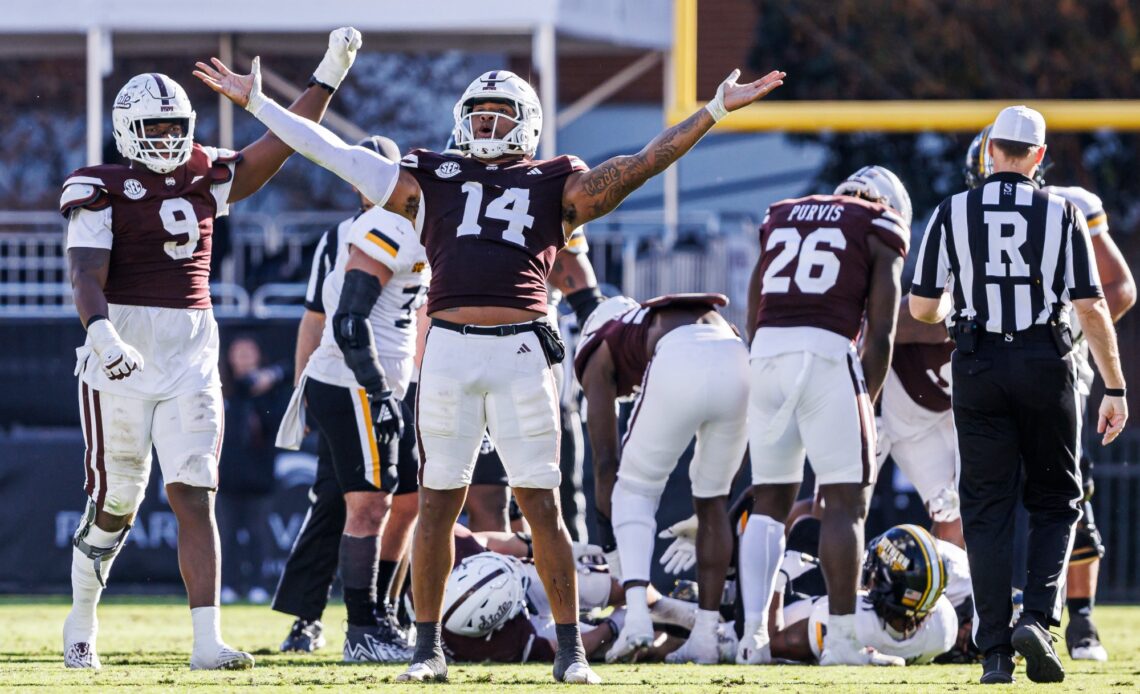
[81,382,95,498]
[619,358,657,453]
[415,327,432,487]
[845,354,872,485]
[92,389,107,508]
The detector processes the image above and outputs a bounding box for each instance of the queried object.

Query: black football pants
[952,333,1083,655]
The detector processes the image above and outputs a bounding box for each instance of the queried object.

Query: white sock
[611,480,659,586]
[738,514,785,633]
[692,609,719,640]
[66,525,123,644]
[624,586,650,623]
[191,606,224,655]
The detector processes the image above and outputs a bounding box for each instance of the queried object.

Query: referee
[909,105,1128,685]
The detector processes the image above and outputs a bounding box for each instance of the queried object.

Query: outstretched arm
[561,69,785,229]
[195,50,421,220]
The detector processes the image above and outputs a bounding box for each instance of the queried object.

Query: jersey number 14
[456,182,536,246]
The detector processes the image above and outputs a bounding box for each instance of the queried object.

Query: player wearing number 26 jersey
[60,28,359,674]
[737,166,910,668]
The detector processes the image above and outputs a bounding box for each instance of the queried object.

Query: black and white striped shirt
[911,172,1102,334]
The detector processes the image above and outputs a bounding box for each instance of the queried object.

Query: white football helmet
[834,165,913,228]
[111,73,197,174]
[580,295,640,340]
[452,70,542,159]
[442,553,529,637]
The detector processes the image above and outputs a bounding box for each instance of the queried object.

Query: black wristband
[566,287,605,326]
[307,76,336,94]
[86,314,108,329]
[514,531,534,559]
[1105,387,1126,397]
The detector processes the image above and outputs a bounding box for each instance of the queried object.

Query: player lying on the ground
[574,293,748,664]
[434,524,700,663]
[60,28,361,672]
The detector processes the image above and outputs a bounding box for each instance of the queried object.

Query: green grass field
[4,596,1138,693]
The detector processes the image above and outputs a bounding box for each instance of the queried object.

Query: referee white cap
[991,105,1046,146]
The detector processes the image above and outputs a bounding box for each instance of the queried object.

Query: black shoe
[280,618,325,653]
[979,650,1015,684]
[1065,613,1109,661]
[1012,617,1065,683]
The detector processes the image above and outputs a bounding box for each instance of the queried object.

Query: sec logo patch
[123,179,147,200]
[435,161,461,179]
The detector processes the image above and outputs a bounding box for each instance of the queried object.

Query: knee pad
[1070,500,1105,564]
[73,499,132,588]
[926,487,961,523]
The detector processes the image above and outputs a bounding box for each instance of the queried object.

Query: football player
[60,29,362,671]
[739,166,910,666]
[274,136,425,662]
[763,522,967,665]
[965,126,1136,661]
[876,298,963,547]
[574,293,748,664]
[198,48,784,684]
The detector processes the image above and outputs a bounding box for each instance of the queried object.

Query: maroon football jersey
[60,144,239,310]
[752,194,909,340]
[890,341,953,412]
[574,305,651,398]
[401,149,588,314]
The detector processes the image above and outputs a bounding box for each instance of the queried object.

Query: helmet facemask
[112,74,197,174]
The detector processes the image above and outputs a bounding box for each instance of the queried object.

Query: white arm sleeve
[66,207,113,250]
[250,98,400,207]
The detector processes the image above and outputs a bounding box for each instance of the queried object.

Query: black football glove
[369,390,404,444]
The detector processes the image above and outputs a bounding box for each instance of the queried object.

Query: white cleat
[190,645,255,671]
[736,619,772,665]
[558,662,602,684]
[1070,643,1109,662]
[396,661,449,683]
[819,640,903,667]
[64,642,102,669]
[605,613,654,663]
[665,633,720,664]
[716,623,740,663]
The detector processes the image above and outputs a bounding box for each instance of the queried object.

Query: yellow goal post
[669,0,1140,132]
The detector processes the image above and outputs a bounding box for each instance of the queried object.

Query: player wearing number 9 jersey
[201,49,785,684]
[59,27,361,674]
[737,166,910,667]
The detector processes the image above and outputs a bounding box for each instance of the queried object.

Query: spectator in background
[218,335,290,604]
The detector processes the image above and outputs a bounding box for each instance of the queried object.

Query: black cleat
[280,619,326,653]
[1012,617,1064,683]
[979,650,1015,684]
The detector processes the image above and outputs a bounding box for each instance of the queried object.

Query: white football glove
[927,487,961,523]
[658,514,699,575]
[572,540,604,561]
[87,319,144,381]
[312,27,362,91]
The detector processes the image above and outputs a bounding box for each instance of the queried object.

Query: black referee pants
[952,331,1084,655]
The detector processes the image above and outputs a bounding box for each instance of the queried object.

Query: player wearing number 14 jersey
[738,166,910,667]
[58,28,362,672]
[198,47,784,683]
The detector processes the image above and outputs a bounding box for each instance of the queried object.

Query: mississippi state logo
[123,179,147,200]
[165,176,176,187]
[435,161,461,179]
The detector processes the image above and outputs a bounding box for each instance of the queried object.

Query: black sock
[1067,597,1093,618]
[339,534,379,626]
[376,559,399,608]
[413,621,446,667]
[553,622,587,680]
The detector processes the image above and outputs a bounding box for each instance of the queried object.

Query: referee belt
[430,317,544,336]
[979,325,1054,347]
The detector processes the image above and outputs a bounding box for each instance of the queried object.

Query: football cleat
[665,632,719,665]
[64,642,101,669]
[190,645,255,671]
[604,613,654,663]
[556,662,602,684]
[820,638,902,666]
[1066,614,1109,662]
[736,619,773,665]
[343,623,414,664]
[280,618,325,653]
[1011,617,1064,683]
[396,659,448,683]
[716,622,740,663]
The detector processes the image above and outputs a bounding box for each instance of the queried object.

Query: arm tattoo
[573,110,712,221]
[403,194,419,220]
